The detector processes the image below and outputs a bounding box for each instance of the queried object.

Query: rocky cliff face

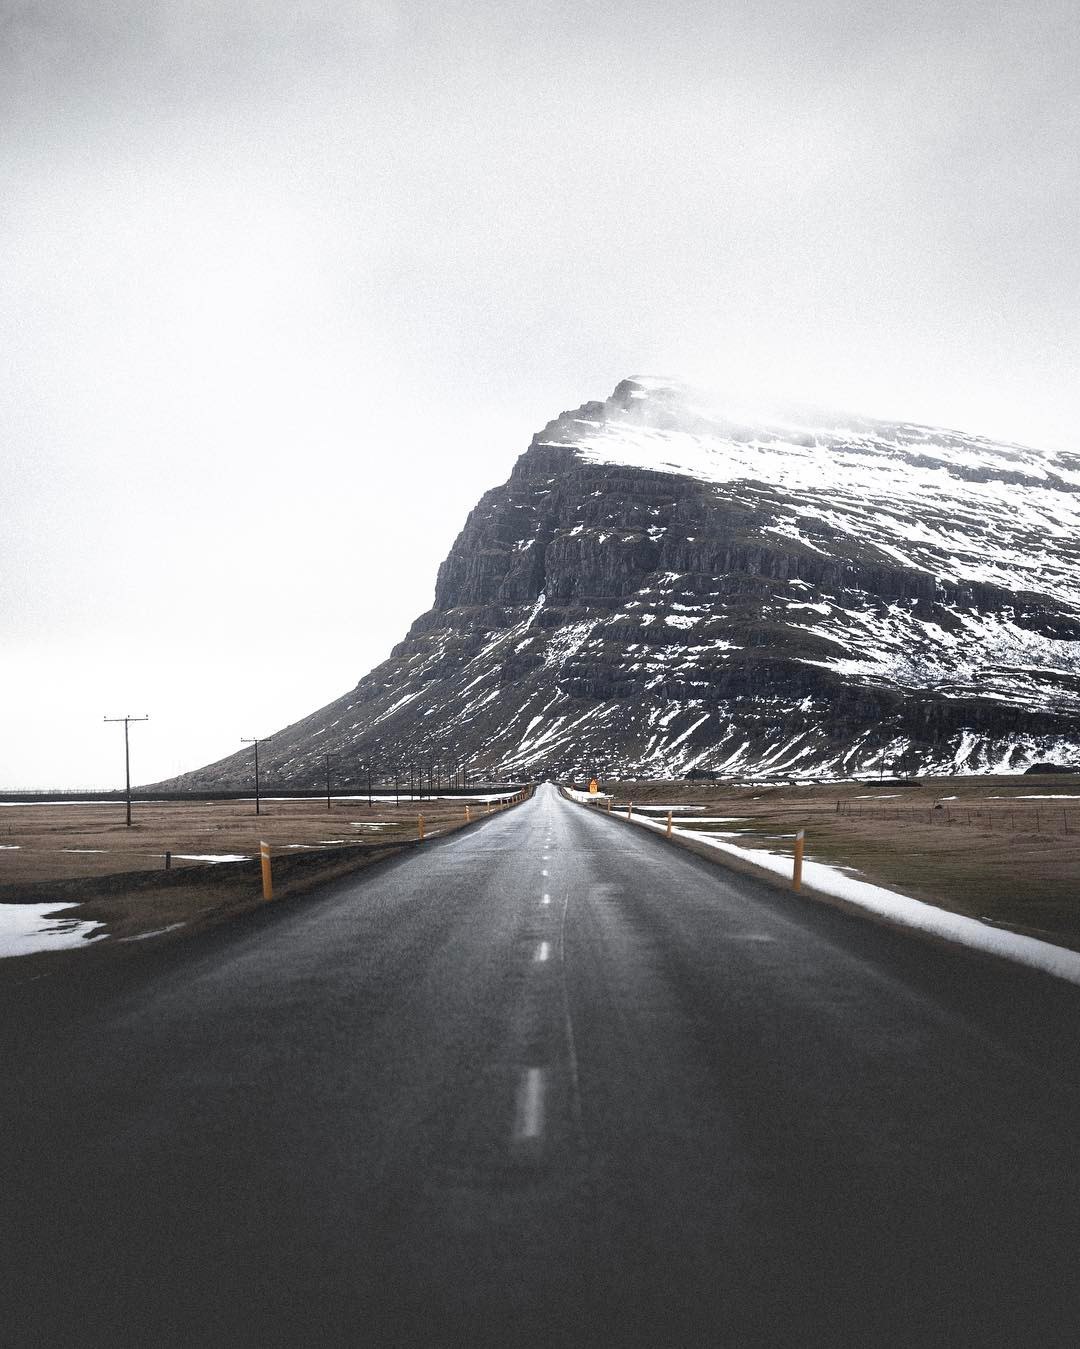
[169,378,1080,787]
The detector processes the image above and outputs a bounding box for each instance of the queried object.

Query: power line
[103,715,149,827]
[241,737,267,815]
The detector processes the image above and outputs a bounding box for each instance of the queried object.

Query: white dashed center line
[513,1068,545,1141]
[541,893,551,906]
[534,941,550,963]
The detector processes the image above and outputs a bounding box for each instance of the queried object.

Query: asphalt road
[4,783,1080,1347]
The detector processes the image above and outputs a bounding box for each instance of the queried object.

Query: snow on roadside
[566,790,1080,986]
[640,813,1080,986]
[0,903,105,957]
[170,853,250,863]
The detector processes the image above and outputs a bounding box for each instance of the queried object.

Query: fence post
[606,798,611,812]
[792,830,804,891]
[164,850,171,872]
[465,804,471,822]
[418,814,425,840]
[259,840,273,900]
[666,811,672,838]
[627,802,633,820]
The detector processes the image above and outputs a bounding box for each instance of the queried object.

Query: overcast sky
[3,0,1078,789]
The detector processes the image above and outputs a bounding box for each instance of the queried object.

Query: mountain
[168,378,1080,787]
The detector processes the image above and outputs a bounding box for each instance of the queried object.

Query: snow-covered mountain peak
[540,378,1080,609]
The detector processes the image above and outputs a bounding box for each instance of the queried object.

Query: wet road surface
[4,783,1080,1346]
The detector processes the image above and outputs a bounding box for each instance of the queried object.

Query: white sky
[3,0,1078,789]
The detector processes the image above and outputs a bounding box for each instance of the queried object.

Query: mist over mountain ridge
[163,378,1080,788]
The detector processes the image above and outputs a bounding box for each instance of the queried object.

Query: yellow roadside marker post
[418,814,425,840]
[465,804,471,822]
[606,798,611,813]
[793,829,805,891]
[259,841,273,900]
[627,802,633,820]
[666,811,673,838]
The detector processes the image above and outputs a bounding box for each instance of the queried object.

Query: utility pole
[103,714,149,827]
[241,737,265,816]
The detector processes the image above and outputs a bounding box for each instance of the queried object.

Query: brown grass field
[0,792,524,956]
[2,776,1078,961]
[579,774,1080,951]
[0,794,516,884]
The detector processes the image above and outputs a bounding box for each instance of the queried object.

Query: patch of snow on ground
[1,903,105,957]
[171,853,251,863]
